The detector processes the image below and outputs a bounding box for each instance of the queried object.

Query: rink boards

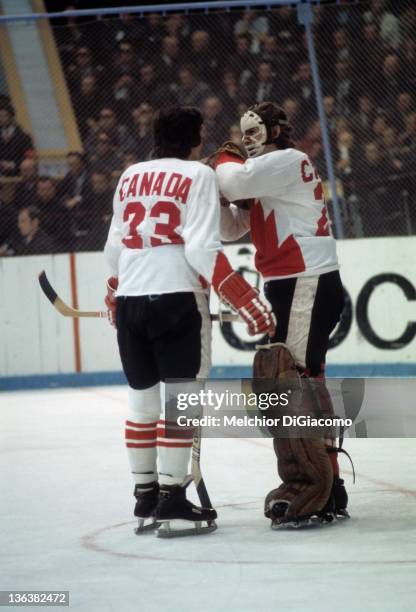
[0,236,415,387]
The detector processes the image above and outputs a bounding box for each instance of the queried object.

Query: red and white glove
[218,271,276,337]
[104,276,118,327]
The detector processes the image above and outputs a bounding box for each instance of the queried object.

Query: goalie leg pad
[265,437,333,523]
[254,344,334,523]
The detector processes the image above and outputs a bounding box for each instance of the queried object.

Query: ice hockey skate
[155,484,217,538]
[133,482,161,534]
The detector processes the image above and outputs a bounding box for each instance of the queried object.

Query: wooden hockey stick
[38,270,238,322]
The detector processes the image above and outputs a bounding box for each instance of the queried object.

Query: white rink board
[0,236,415,377]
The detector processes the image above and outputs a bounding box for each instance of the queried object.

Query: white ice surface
[1,386,415,612]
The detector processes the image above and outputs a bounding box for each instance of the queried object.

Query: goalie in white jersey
[215,101,348,528]
[103,106,275,537]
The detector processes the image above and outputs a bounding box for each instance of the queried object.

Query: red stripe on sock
[125,420,157,429]
[157,441,193,448]
[125,429,157,440]
[126,442,157,448]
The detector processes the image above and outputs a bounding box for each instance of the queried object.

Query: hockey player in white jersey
[214,101,348,528]
[104,106,275,537]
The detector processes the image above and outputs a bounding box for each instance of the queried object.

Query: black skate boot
[332,476,349,519]
[155,484,217,538]
[133,482,160,534]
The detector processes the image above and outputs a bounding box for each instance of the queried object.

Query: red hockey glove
[218,271,276,336]
[104,276,118,327]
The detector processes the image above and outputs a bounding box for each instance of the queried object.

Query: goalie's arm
[220,203,250,242]
[216,154,293,202]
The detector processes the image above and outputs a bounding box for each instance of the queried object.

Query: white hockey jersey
[104,158,226,296]
[216,148,339,279]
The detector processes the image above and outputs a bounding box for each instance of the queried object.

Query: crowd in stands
[0,0,415,256]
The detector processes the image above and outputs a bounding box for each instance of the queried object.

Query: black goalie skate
[332,476,350,519]
[133,482,160,534]
[155,484,217,538]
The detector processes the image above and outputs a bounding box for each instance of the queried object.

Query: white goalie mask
[240,110,268,158]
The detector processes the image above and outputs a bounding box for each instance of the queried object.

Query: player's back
[110,157,213,296]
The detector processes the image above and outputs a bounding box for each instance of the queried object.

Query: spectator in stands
[130,103,154,161]
[228,33,256,88]
[202,96,226,152]
[372,114,388,143]
[281,97,310,141]
[363,0,401,51]
[80,169,113,251]
[0,103,33,177]
[332,60,356,117]
[112,42,142,83]
[67,46,104,93]
[189,30,219,85]
[357,24,385,91]
[13,206,55,256]
[379,53,405,109]
[395,92,413,132]
[399,112,416,155]
[234,8,269,55]
[218,70,240,124]
[173,64,211,107]
[251,62,280,104]
[13,158,39,209]
[0,196,16,256]
[332,28,355,65]
[323,95,338,139]
[269,6,301,66]
[158,36,182,85]
[88,131,122,175]
[399,39,416,94]
[54,4,87,68]
[59,151,90,217]
[144,12,165,56]
[260,35,291,84]
[165,13,190,41]
[74,74,106,140]
[105,13,144,50]
[381,126,404,169]
[335,130,356,180]
[137,63,174,108]
[112,75,140,119]
[353,141,396,236]
[290,62,315,109]
[84,106,133,156]
[350,95,376,139]
[33,177,70,252]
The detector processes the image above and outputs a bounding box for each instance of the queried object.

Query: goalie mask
[240,102,290,158]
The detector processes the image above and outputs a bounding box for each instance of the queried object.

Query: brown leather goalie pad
[253,344,333,522]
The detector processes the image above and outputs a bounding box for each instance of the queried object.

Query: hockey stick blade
[38,271,107,318]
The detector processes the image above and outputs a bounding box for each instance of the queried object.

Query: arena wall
[1,236,415,388]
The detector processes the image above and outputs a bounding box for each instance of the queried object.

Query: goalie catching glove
[207,141,254,210]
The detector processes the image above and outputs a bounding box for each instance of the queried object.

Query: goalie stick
[38,270,238,322]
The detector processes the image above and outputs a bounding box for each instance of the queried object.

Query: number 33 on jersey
[104,158,229,296]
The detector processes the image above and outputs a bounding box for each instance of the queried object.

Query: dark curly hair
[153,106,203,159]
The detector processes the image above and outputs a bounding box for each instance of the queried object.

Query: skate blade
[134,517,161,534]
[271,514,334,530]
[156,519,217,538]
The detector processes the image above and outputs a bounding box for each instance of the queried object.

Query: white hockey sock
[125,384,161,485]
[157,418,195,486]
